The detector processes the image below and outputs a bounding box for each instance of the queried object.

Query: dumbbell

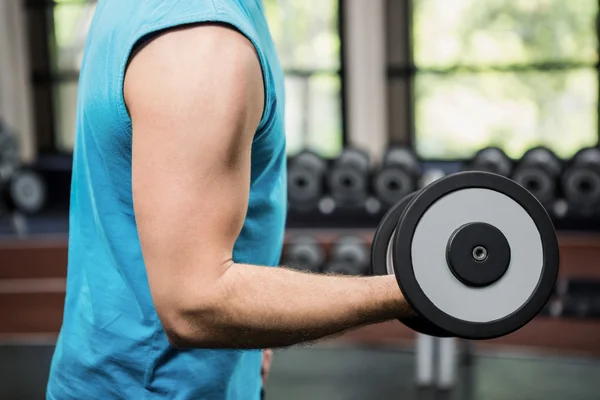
[562,147,600,212]
[512,147,561,205]
[373,147,421,207]
[287,151,327,211]
[561,296,592,319]
[324,236,370,276]
[371,171,559,339]
[328,148,370,208]
[469,147,512,177]
[2,168,47,214]
[282,236,325,273]
[0,123,20,183]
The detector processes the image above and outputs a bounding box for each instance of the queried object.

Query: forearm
[172,264,409,349]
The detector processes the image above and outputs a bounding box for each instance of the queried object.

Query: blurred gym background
[1,0,600,399]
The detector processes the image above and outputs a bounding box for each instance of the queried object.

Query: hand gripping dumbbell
[512,147,561,205]
[287,150,327,211]
[371,171,559,339]
[373,147,421,207]
[561,147,600,213]
[328,147,370,208]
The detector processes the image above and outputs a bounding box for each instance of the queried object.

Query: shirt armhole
[116,13,273,135]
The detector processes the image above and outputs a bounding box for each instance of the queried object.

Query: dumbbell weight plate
[471,147,512,177]
[285,236,325,273]
[512,167,556,204]
[562,168,600,207]
[288,168,322,204]
[374,168,414,206]
[329,168,368,204]
[371,192,452,337]
[393,172,559,340]
[8,170,47,214]
[288,151,327,207]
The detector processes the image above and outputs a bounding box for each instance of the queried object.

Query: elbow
[156,292,224,349]
[162,318,197,349]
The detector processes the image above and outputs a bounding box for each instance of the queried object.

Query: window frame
[26,0,348,160]
[386,0,600,162]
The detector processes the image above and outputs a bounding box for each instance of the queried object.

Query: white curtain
[0,1,35,162]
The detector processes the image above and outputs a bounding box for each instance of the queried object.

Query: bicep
[125,24,264,307]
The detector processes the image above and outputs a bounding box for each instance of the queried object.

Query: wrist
[363,275,410,322]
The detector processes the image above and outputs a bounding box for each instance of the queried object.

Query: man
[47,0,410,399]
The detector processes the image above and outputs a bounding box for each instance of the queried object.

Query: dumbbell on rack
[562,147,600,216]
[323,236,370,276]
[0,122,47,236]
[287,150,327,212]
[468,147,512,177]
[512,147,561,206]
[556,278,600,320]
[282,236,325,273]
[371,171,559,339]
[2,169,47,215]
[373,147,421,208]
[327,147,371,209]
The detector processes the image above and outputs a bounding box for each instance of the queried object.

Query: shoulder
[124,23,264,127]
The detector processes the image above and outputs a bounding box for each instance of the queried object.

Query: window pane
[283,76,305,155]
[284,74,343,157]
[414,69,598,159]
[263,0,340,70]
[413,0,598,68]
[307,74,342,157]
[51,1,96,72]
[53,82,79,152]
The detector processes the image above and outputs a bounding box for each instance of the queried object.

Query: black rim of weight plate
[371,193,415,276]
[393,171,559,340]
[371,192,453,337]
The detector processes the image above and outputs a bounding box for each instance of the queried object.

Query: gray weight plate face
[513,168,555,204]
[574,148,600,167]
[288,168,322,203]
[563,169,600,204]
[330,168,368,204]
[410,188,544,323]
[384,148,420,175]
[333,236,369,268]
[375,169,414,205]
[473,148,511,177]
[295,152,326,175]
[522,148,561,176]
[339,149,369,171]
[10,171,46,213]
[287,242,324,272]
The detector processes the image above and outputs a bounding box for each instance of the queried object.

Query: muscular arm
[126,25,409,349]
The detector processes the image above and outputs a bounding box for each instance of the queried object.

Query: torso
[47,1,286,399]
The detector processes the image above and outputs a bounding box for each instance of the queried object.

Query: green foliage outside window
[413,0,599,159]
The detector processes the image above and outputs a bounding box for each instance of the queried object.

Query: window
[389,0,599,159]
[50,0,96,152]
[263,0,344,157]
[32,0,344,157]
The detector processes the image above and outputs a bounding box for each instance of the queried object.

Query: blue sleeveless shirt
[47,1,286,399]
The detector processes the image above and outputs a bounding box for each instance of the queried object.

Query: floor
[1,343,599,400]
